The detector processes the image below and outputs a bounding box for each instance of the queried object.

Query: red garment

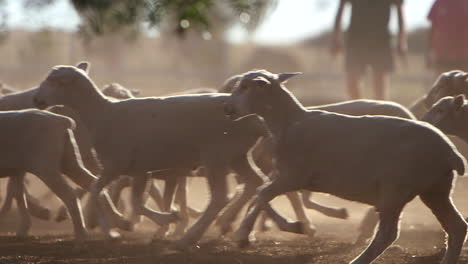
[428,0,468,62]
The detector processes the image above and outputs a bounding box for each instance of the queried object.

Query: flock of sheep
[0,62,468,264]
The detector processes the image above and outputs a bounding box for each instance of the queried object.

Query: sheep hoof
[35,208,52,221]
[302,224,316,237]
[289,221,306,234]
[55,209,69,222]
[16,230,29,238]
[115,218,133,231]
[153,226,169,239]
[337,208,349,219]
[75,231,88,244]
[172,238,192,251]
[238,238,251,249]
[106,230,122,240]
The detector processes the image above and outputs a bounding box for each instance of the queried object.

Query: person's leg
[345,42,365,100]
[346,71,362,99]
[372,70,389,100]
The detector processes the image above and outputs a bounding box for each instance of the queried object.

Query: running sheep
[32,63,273,247]
[225,70,467,264]
[0,109,87,240]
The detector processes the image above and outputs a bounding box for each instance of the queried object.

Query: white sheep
[0,82,16,95]
[410,70,468,118]
[0,64,131,237]
[422,95,468,143]
[225,70,467,264]
[0,87,38,111]
[101,83,140,100]
[217,72,416,241]
[0,109,88,240]
[33,63,273,247]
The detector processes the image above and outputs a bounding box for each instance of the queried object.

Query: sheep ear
[252,76,271,87]
[277,72,302,83]
[454,94,465,111]
[76,61,90,74]
[131,89,140,96]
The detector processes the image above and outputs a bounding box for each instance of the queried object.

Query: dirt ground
[0,220,463,264]
[1,177,468,264]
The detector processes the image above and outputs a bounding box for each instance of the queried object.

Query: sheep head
[101,83,136,100]
[34,62,96,109]
[422,94,466,136]
[424,70,468,109]
[224,69,301,121]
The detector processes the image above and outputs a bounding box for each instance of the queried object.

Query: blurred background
[0,0,434,106]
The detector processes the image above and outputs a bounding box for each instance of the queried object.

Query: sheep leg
[350,203,404,264]
[172,177,190,238]
[56,188,87,222]
[63,130,130,232]
[235,178,289,248]
[148,180,164,210]
[130,173,179,227]
[217,155,263,235]
[36,171,87,242]
[256,211,270,232]
[301,190,348,219]
[11,174,32,237]
[88,170,123,238]
[419,187,467,264]
[0,178,15,218]
[284,192,316,236]
[176,163,230,247]
[355,207,379,245]
[108,176,132,210]
[14,183,51,221]
[152,177,178,237]
[260,203,308,234]
[0,175,48,222]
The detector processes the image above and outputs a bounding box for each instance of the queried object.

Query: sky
[4,0,434,44]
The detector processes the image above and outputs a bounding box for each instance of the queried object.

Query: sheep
[0,87,38,111]
[32,63,281,247]
[0,82,16,95]
[217,72,416,242]
[101,83,140,100]
[422,95,468,142]
[0,64,131,237]
[165,87,218,96]
[225,70,467,264]
[409,70,468,118]
[0,86,51,221]
[0,109,89,240]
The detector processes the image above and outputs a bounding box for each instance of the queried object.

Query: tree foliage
[16,0,277,38]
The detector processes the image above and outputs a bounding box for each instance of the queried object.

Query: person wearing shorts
[330,0,407,100]
[427,0,468,74]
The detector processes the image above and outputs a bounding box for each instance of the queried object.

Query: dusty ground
[2,177,468,264]
[0,221,464,264]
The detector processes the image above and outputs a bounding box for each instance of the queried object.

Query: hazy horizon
[4,0,433,44]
